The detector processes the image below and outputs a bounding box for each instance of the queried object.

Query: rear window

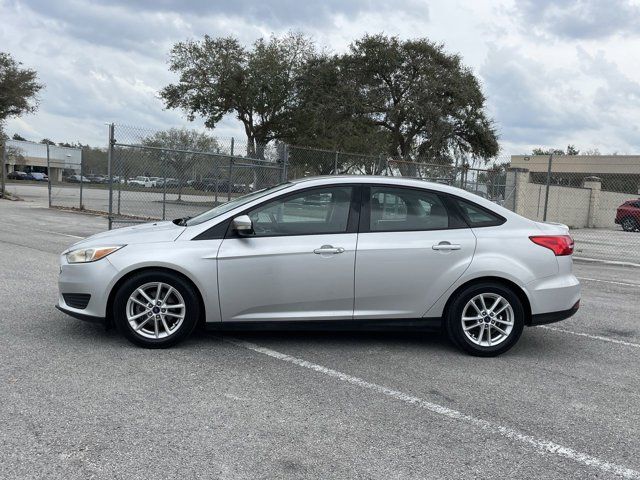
[453,198,505,228]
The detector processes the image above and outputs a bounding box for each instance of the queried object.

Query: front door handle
[314,245,345,255]
[432,242,461,251]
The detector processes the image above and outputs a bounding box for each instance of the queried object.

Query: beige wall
[511,155,640,175]
[507,169,637,229]
[517,182,591,227]
[595,191,636,229]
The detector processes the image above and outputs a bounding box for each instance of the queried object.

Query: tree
[582,148,601,155]
[40,138,55,145]
[12,133,26,141]
[0,52,43,139]
[282,54,391,175]
[532,145,580,156]
[341,35,498,169]
[142,128,219,201]
[566,144,579,155]
[161,32,315,159]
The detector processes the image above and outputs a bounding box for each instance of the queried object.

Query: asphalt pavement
[0,199,639,479]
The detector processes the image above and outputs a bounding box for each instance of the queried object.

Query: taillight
[529,235,574,256]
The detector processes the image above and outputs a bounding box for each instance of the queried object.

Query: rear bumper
[530,300,580,326]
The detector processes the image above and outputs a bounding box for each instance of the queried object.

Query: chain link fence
[2,126,639,263]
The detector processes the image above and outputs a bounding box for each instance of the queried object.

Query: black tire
[113,270,200,348]
[445,282,525,357]
[621,217,639,232]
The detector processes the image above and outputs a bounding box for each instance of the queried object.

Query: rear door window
[368,186,451,231]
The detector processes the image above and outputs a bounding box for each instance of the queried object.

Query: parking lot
[1,199,639,479]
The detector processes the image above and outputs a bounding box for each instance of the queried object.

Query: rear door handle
[432,242,461,251]
[314,245,345,255]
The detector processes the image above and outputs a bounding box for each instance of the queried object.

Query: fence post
[228,137,234,201]
[162,156,167,220]
[107,123,114,230]
[282,143,289,182]
[334,151,339,175]
[542,153,553,222]
[79,148,84,210]
[46,143,51,208]
[0,142,6,199]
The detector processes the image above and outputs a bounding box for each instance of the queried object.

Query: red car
[615,199,640,232]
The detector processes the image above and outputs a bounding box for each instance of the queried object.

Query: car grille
[63,293,91,309]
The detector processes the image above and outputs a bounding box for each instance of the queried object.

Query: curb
[573,256,640,268]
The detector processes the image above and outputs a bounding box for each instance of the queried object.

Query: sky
[2,0,640,156]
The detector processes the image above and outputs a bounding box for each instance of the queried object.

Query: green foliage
[12,133,26,141]
[161,33,499,168]
[161,32,314,158]
[343,35,498,166]
[532,145,580,155]
[0,52,43,138]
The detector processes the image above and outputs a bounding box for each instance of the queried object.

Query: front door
[354,185,476,319]
[217,185,358,322]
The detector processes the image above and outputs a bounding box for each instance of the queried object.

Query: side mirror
[232,215,253,235]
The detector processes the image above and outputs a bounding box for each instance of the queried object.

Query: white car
[127,176,153,188]
[56,176,580,356]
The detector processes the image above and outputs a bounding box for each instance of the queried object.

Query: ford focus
[57,176,580,356]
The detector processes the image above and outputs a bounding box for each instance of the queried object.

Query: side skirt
[203,317,443,332]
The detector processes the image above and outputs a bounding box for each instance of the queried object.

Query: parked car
[7,171,30,180]
[127,176,153,188]
[65,175,91,183]
[156,178,180,188]
[615,199,640,232]
[29,172,48,182]
[86,175,107,184]
[57,177,580,356]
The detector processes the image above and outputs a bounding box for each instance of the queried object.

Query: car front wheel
[113,270,200,348]
[445,283,525,357]
[621,217,638,232]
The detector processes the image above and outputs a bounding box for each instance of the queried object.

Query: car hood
[67,221,186,250]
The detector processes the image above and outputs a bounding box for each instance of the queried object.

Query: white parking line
[577,277,640,288]
[539,326,640,349]
[3,222,84,239]
[226,337,640,479]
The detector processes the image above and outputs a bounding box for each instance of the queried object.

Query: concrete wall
[506,169,638,229]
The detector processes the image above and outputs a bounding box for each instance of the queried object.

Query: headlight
[65,246,124,264]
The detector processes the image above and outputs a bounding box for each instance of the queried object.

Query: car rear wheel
[621,217,639,232]
[445,283,524,357]
[113,270,200,348]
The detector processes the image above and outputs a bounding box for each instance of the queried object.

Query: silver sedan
[57,176,580,356]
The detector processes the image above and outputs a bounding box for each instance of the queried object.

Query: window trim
[359,184,468,234]
[224,184,362,239]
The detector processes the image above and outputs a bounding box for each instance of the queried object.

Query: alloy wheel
[461,293,514,347]
[126,282,186,339]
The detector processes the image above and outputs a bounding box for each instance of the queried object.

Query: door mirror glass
[232,215,253,235]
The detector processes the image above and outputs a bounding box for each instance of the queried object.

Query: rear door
[217,185,359,322]
[354,185,476,319]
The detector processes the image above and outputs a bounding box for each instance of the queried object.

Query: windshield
[185,182,293,227]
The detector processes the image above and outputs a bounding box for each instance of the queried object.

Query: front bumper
[58,255,119,319]
[55,305,105,324]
